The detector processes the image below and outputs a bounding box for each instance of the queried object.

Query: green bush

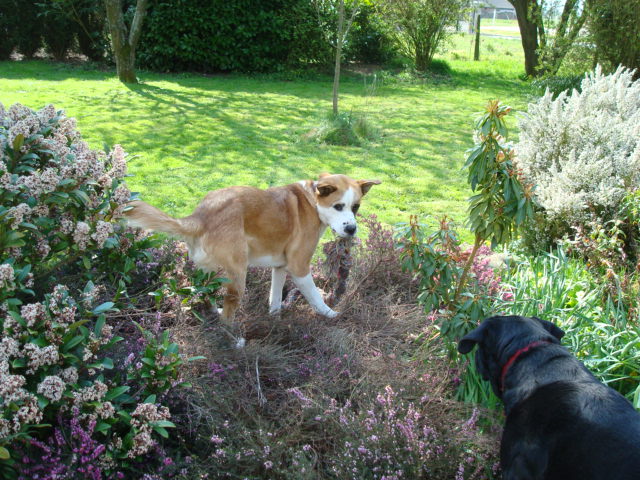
[588,0,640,76]
[136,0,317,73]
[530,74,583,98]
[343,4,396,65]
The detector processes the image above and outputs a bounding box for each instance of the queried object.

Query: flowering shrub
[515,66,640,255]
[0,103,202,478]
[289,384,499,479]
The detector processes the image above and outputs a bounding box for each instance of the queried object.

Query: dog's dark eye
[334,204,344,211]
[352,204,360,214]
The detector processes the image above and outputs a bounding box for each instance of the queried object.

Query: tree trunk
[474,14,481,61]
[104,0,148,84]
[332,0,345,116]
[509,0,540,77]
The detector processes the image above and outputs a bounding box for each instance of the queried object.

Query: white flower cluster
[515,66,640,222]
[128,402,171,458]
[0,343,44,440]
[37,375,66,402]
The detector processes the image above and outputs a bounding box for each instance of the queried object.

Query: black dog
[458,315,640,480]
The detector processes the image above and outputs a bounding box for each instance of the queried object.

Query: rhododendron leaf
[66,318,89,331]
[144,394,157,403]
[7,310,26,328]
[94,315,106,336]
[0,446,9,460]
[4,231,25,248]
[18,152,39,162]
[102,357,114,369]
[104,237,118,249]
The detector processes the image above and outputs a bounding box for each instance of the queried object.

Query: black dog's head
[457,316,565,398]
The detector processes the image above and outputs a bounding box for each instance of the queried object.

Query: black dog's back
[458,316,640,480]
[502,380,640,480]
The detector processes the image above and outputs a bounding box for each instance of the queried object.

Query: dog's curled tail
[124,200,201,238]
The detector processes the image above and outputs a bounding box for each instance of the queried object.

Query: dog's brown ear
[458,324,486,354]
[358,179,381,196]
[533,316,565,340]
[316,182,338,197]
[318,172,332,179]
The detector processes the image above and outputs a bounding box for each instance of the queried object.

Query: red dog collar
[500,340,551,393]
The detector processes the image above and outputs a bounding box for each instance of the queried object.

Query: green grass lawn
[0,34,529,234]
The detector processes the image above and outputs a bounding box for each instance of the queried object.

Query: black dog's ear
[532,316,565,340]
[458,324,486,354]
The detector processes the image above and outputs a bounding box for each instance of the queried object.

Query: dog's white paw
[269,307,282,316]
[235,337,246,349]
[324,308,339,318]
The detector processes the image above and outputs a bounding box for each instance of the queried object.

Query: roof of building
[478,0,514,9]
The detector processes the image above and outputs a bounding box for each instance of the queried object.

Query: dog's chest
[249,254,286,268]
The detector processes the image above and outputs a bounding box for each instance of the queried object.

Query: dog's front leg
[291,273,338,318]
[269,267,287,314]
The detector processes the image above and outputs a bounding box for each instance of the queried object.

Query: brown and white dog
[125,174,380,345]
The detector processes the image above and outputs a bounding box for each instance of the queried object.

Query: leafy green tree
[587,0,640,77]
[509,0,588,77]
[376,0,468,72]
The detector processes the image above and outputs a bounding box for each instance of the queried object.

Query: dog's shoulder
[504,380,640,479]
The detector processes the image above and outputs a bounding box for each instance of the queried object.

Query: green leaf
[63,335,86,352]
[150,420,175,428]
[187,355,206,362]
[92,302,115,315]
[140,357,155,367]
[151,425,169,438]
[11,357,26,368]
[144,394,157,403]
[12,133,24,151]
[95,421,111,435]
[105,385,130,401]
[71,189,91,206]
[0,446,10,460]
[94,315,106,337]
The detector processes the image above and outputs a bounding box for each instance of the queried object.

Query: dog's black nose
[345,225,357,236]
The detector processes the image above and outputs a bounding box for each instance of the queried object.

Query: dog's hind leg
[269,267,287,314]
[205,233,248,347]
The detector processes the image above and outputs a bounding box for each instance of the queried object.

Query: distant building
[478,0,516,20]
